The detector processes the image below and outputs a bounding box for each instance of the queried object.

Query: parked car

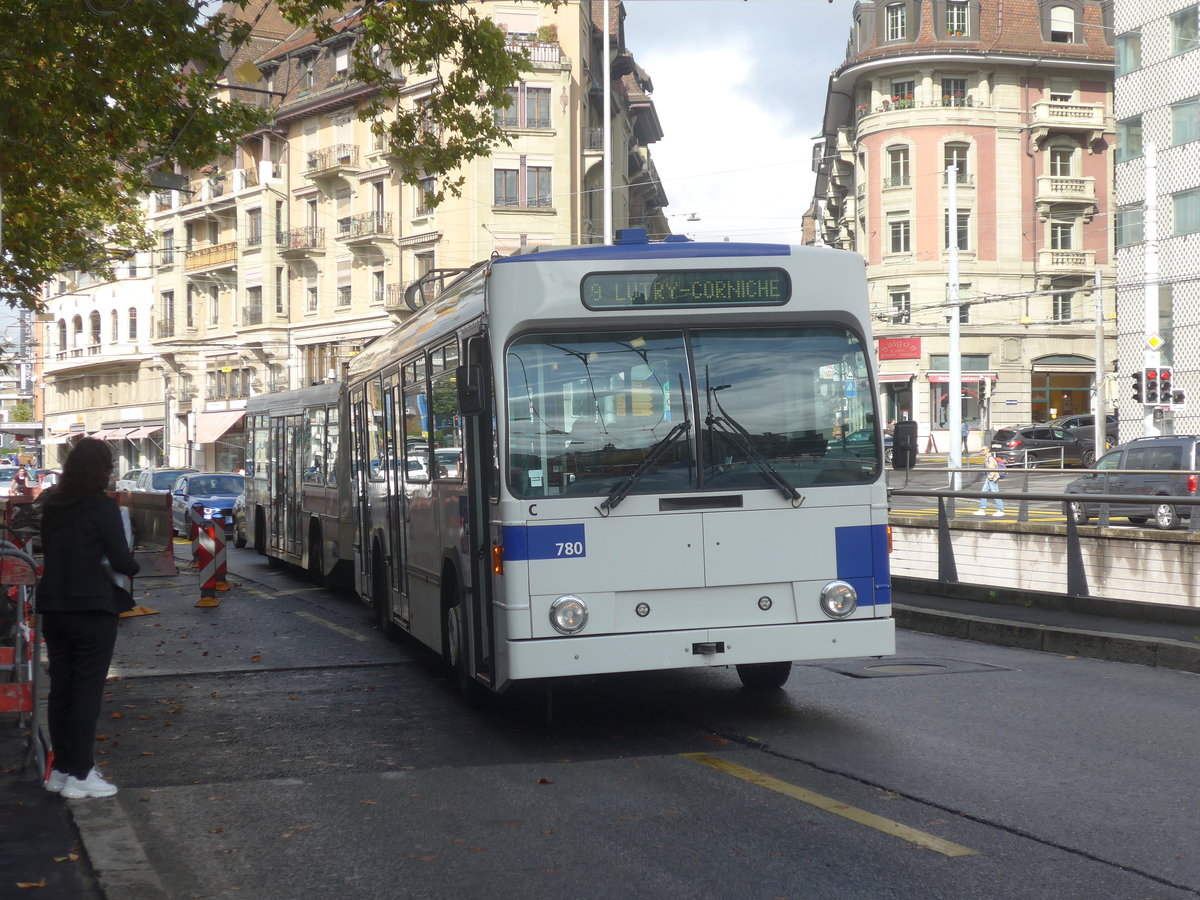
[435,446,463,477]
[37,469,62,494]
[115,468,144,492]
[0,466,22,497]
[1064,435,1200,529]
[1047,413,1118,448]
[170,473,244,539]
[841,430,894,465]
[135,467,197,494]
[990,424,1096,468]
[232,493,248,549]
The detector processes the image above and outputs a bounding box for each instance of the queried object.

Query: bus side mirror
[457,365,486,417]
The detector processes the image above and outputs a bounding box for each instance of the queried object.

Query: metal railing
[889,467,1200,598]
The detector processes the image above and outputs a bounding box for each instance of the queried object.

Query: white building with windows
[1113,0,1200,439]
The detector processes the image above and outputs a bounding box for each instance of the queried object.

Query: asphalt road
[75,545,1200,900]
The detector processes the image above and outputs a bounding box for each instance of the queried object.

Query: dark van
[1063,435,1200,529]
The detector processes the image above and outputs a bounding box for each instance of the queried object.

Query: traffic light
[1132,370,1144,402]
[1158,367,1173,402]
[1172,388,1187,405]
[1145,367,1159,403]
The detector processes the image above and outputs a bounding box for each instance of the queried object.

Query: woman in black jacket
[39,438,139,800]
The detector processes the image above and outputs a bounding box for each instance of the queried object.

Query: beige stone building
[40,1,666,471]
[811,0,1117,452]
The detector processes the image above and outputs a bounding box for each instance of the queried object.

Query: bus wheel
[373,554,398,639]
[307,526,324,586]
[735,661,792,690]
[443,585,477,700]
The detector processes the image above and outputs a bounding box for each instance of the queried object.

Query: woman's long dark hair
[56,437,114,498]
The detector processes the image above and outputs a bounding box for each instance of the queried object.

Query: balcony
[336,211,393,244]
[304,144,360,180]
[1036,176,1097,219]
[584,127,604,151]
[1037,248,1096,274]
[182,169,259,207]
[184,241,238,272]
[504,38,564,68]
[278,226,326,257]
[1030,101,1108,149]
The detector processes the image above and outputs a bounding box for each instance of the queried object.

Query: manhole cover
[864,663,949,675]
[817,657,1011,678]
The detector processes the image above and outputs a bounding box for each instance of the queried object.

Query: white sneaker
[992,510,1004,517]
[972,509,986,515]
[60,768,118,800]
[44,769,67,793]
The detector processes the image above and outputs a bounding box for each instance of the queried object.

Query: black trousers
[41,610,118,779]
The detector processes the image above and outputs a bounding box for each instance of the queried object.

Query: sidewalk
[4,565,1200,898]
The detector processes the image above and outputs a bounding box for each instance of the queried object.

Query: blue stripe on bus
[503,524,587,561]
[492,242,791,264]
[835,524,891,608]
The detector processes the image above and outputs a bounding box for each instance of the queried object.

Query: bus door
[461,335,496,682]
[402,355,438,637]
[268,416,292,555]
[350,385,369,590]
[284,414,304,558]
[383,371,409,623]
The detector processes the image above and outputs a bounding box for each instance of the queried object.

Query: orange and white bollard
[212,514,230,592]
[195,520,220,608]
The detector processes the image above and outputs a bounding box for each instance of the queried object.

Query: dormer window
[1050,5,1075,43]
[886,3,907,41]
[334,44,350,75]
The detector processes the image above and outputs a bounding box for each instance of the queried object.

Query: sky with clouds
[622,0,855,243]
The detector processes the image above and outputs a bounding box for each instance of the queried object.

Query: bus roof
[492,229,792,264]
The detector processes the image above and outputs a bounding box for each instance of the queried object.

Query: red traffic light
[1147,369,1158,380]
[1160,368,1172,381]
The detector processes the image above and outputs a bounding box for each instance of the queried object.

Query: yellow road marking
[293,611,369,642]
[682,752,977,858]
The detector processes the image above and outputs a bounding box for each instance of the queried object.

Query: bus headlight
[820,581,858,619]
[549,595,588,635]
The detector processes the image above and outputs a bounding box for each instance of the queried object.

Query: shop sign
[878,337,921,360]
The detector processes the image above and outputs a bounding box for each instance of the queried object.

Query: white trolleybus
[245,229,894,693]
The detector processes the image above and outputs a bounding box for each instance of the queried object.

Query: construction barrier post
[213,514,230,591]
[195,520,219,608]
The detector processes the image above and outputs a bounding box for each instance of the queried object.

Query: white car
[116,468,143,492]
[434,447,462,478]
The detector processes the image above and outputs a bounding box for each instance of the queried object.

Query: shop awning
[110,428,139,440]
[877,372,916,383]
[127,425,164,440]
[195,410,245,445]
[927,372,998,383]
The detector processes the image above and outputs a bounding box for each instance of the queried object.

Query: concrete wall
[891,514,1200,606]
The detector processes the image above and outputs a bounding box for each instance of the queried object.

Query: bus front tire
[736,661,792,690]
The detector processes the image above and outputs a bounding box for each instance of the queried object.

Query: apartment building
[42,1,666,471]
[811,0,1116,451]
[39,241,165,473]
[1113,0,1200,439]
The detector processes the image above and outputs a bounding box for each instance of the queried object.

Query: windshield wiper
[705,382,803,506]
[597,374,692,515]
[596,419,692,515]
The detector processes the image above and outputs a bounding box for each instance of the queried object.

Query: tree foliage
[0,0,559,310]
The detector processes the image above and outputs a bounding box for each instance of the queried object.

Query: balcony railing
[384,282,407,311]
[184,241,238,271]
[305,144,359,175]
[504,38,563,66]
[857,97,981,120]
[279,226,325,252]
[584,127,604,150]
[156,320,175,339]
[1038,248,1096,271]
[1030,101,1108,147]
[337,211,393,241]
[1036,175,1096,202]
[882,175,911,188]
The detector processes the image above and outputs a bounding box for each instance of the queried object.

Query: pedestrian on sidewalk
[962,421,970,453]
[975,448,1005,517]
[38,437,139,800]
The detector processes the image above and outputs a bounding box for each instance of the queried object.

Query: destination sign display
[582,268,790,309]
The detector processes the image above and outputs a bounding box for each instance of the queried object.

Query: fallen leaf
[537,778,553,784]
[249,655,262,662]
[16,880,47,888]
[53,853,80,862]
[210,828,223,834]
[140,752,156,757]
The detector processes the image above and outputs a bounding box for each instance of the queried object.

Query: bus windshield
[506,325,880,500]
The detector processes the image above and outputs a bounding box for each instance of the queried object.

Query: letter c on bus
[529,503,538,517]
